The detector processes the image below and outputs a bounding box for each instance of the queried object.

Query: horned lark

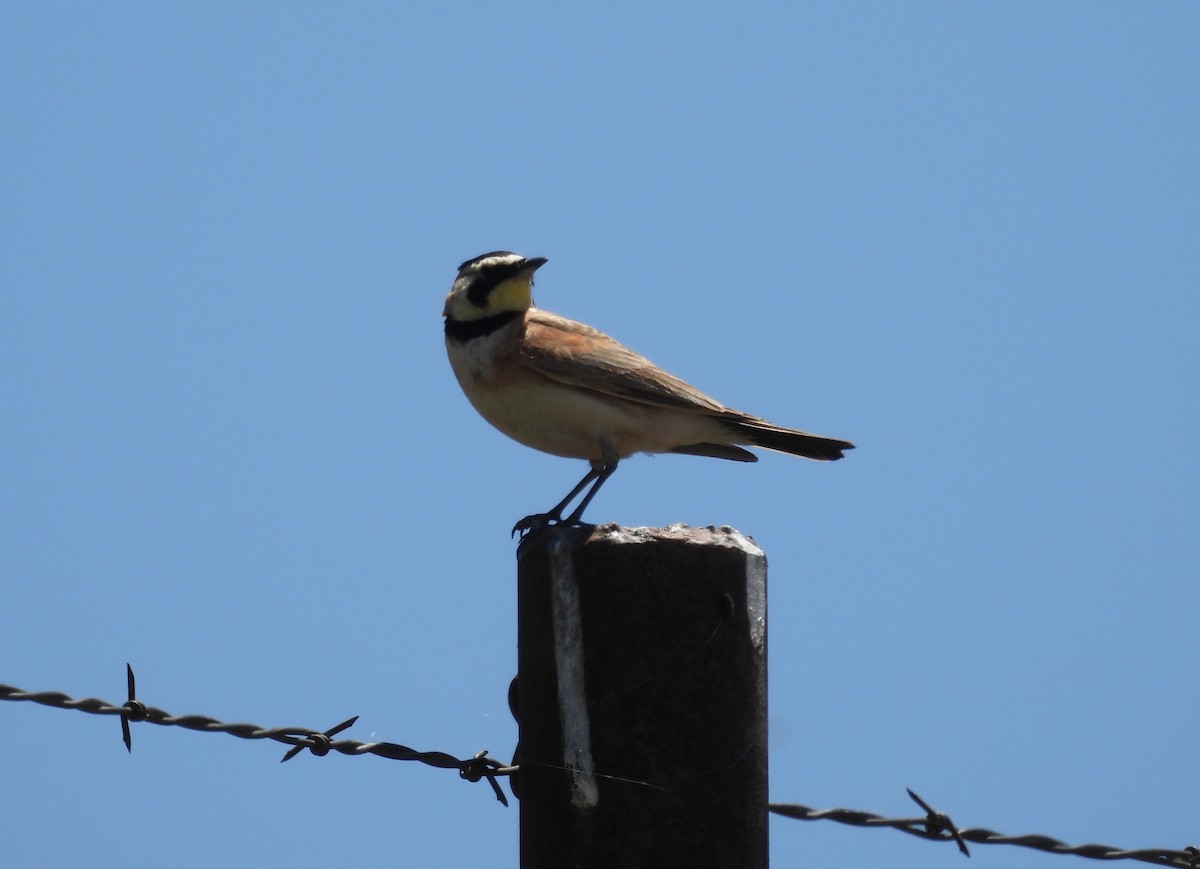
[443,251,854,535]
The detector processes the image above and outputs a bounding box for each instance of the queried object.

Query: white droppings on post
[743,549,766,650]
[548,533,600,809]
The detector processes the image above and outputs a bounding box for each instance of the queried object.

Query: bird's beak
[523,256,549,273]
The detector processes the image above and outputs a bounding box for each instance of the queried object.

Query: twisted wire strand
[4,676,1195,862]
[770,802,1198,867]
[0,680,513,805]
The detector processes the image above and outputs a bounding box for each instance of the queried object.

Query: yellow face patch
[488,275,534,314]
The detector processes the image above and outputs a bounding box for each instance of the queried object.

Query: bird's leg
[512,464,600,537]
[512,460,616,538]
[561,459,617,527]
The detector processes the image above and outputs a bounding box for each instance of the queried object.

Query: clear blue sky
[3,4,1197,867]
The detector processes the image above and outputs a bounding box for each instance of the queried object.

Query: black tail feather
[735,421,854,461]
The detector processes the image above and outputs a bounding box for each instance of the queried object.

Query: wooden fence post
[515,523,768,869]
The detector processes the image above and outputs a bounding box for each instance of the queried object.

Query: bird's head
[443,251,549,321]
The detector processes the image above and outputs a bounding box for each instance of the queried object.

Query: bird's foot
[511,513,596,540]
[512,512,557,539]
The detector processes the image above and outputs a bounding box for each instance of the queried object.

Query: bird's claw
[512,513,557,539]
[511,513,597,540]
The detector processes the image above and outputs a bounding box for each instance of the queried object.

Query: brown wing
[520,309,731,414]
[520,309,856,461]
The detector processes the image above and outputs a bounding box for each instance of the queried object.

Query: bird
[442,251,854,536]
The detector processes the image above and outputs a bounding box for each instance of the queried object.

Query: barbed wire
[5,669,1195,866]
[0,665,513,806]
[770,790,1199,867]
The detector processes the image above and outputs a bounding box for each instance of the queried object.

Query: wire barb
[906,787,969,857]
[120,663,142,753]
[280,714,359,763]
